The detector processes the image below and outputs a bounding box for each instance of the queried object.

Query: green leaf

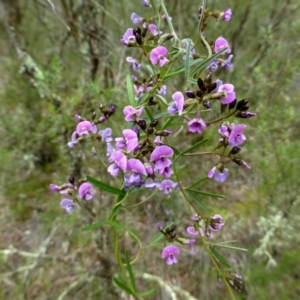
[214,244,248,252]
[161,117,175,130]
[87,176,125,196]
[173,138,209,164]
[82,220,107,231]
[149,232,164,246]
[209,246,231,268]
[188,188,225,199]
[113,277,134,295]
[162,57,204,81]
[187,190,208,211]
[125,250,136,292]
[181,138,209,155]
[184,40,191,78]
[190,48,229,77]
[138,288,156,297]
[145,107,154,122]
[156,94,168,106]
[126,73,135,107]
[188,177,208,189]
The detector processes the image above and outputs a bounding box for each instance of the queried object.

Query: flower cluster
[50,179,95,213]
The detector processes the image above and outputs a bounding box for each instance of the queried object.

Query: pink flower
[78,182,94,200]
[188,118,206,134]
[214,36,231,54]
[150,46,169,67]
[162,245,180,265]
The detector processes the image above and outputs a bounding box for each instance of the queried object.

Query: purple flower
[126,159,147,183]
[218,84,236,104]
[99,127,113,143]
[215,169,228,182]
[142,0,152,7]
[158,85,167,95]
[115,129,138,153]
[108,151,127,177]
[78,182,94,200]
[221,9,232,22]
[159,180,179,195]
[145,178,160,190]
[214,36,231,54]
[50,183,60,192]
[148,24,161,36]
[131,12,142,25]
[188,118,206,134]
[60,199,75,213]
[76,121,97,136]
[168,91,184,116]
[150,145,174,171]
[209,214,225,232]
[68,131,78,148]
[221,55,234,70]
[120,28,136,47]
[208,167,229,182]
[228,124,246,146]
[126,57,141,71]
[187,226,205,236]
[157,166,174,178]
[123,106,144,122]
[206,59,219,72]
[150,46,169,67]
[162,245,180,265]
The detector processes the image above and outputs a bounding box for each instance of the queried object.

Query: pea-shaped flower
[78,182,94,200]
[150,46,169,67]
[162,245,180,265]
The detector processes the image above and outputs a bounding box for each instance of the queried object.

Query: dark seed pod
[228,98,237,110]
[229,146,241,155]
[197,78,205,90]
[138,119,147,130]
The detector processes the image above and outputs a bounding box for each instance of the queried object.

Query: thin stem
[206,110,237,125]
[183,151,219,157]
[123,190,158,208]
[198,0,212,58]
[159,0,179,46]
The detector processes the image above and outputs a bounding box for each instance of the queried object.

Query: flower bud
[155,130,172,137]
[185,90,196,98]
[204,72,212,87]
[229,146,241,155]
[236,98,250,111]
[197,78,205,90]
[236,111,256,118]
[147,96,157,106]
[146,127,154,134]
[196,90,203,98]
[138,119,147,130]
[150,119,159,127]
[228,98,237,110]
[203,100,210,109]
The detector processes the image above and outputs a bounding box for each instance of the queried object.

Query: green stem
[159,0,179,46]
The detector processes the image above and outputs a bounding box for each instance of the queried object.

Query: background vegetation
[0,0,299,299]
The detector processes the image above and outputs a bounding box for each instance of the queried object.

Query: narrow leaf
[209,245,231,268]
[125,250,136,292]
[138,288,156,297]
[113,277,134,295]
[126,73,135,107]
[188,177,208,189]
[82,220,107,231]
[181,138,209,155]
[87,176,125,196]
[188,188,225,199]
[145,107,154,122]
[184,40,191,78]
[187,190,208,211]
[149,232,164,246]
